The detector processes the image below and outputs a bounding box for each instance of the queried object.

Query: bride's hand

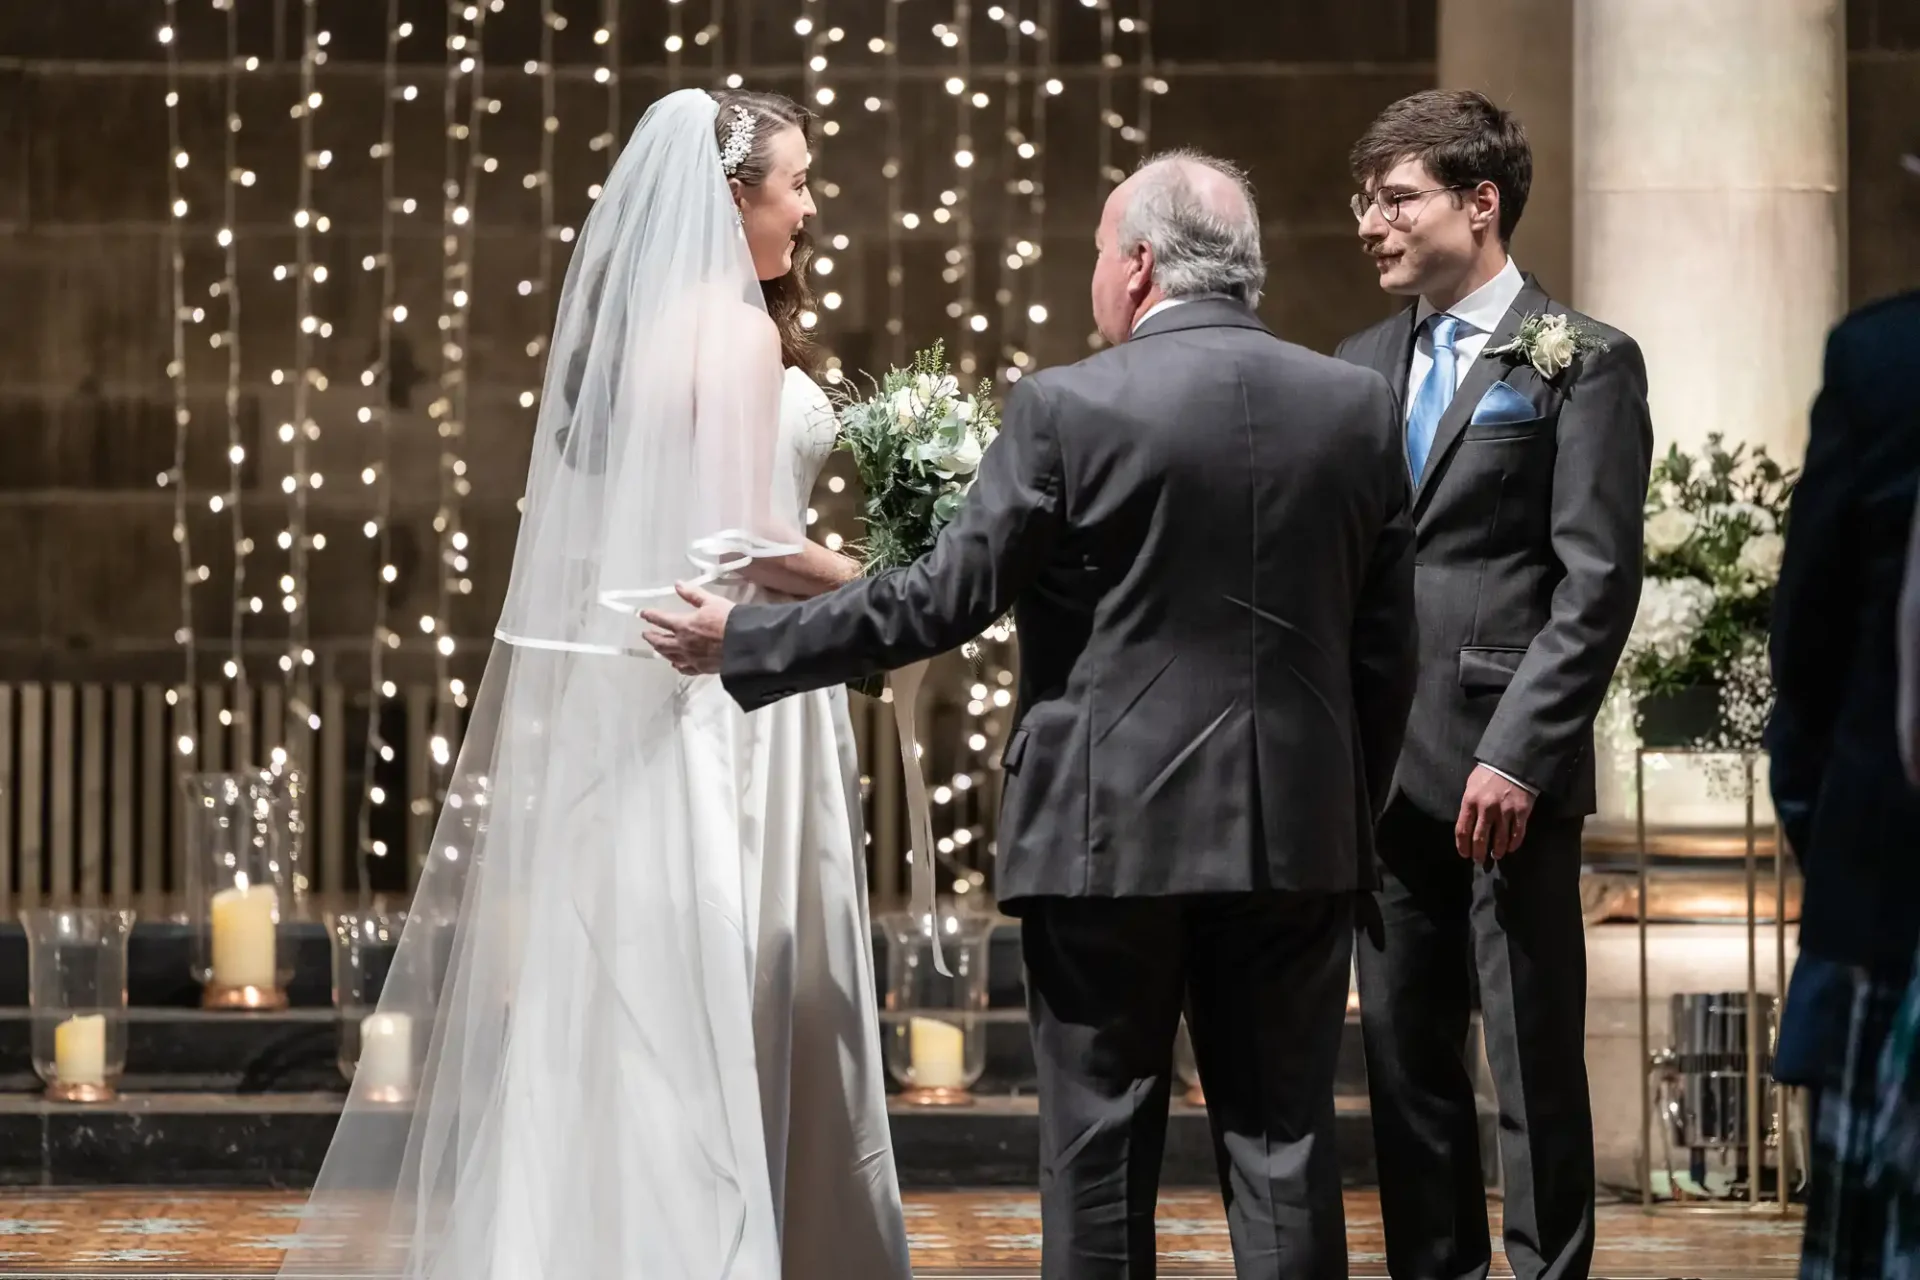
[737,542,861,599]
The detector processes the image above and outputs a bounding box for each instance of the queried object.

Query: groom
[647,151,1417,1279]
[1335,91,1651,1280]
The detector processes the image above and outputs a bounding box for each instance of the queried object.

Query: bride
[278,88,912,1279]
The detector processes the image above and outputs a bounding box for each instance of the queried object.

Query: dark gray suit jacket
[722,299,1418,908]
[1336,275,1652,819]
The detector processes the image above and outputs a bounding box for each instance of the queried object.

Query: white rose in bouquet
[1626,576,1716,664]
[934,425,985,477]
[913,372,960,409]
[1736,532,1785,584]
[890,386,919,426]
[1644,507,1696,556]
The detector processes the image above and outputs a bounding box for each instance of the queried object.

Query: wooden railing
[0,678,928,909]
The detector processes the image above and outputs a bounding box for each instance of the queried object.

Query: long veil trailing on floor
[276,88,803,1278]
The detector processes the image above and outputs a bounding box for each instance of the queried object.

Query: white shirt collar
[1414,257,1524,335]
[1131,296,1192,335]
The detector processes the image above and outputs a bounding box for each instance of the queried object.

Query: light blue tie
[1406,313,1461,482]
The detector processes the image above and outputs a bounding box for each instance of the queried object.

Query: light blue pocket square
[1470,381,1539,427]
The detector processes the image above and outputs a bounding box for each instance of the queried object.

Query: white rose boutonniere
[1486,312,1609,380]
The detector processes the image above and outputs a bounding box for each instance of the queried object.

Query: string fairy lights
[942,1,980,375]
[132,0,1170,903]
[159,1,200,774]
[593,0,619,178]
[276,0,331,784]
[989,0,1047,386]
[882,0,906,366]
[422,0,489,819]
[798,0,847,358]
[214,0,253,766]
[354,0,413,881]
[520,1,557,427]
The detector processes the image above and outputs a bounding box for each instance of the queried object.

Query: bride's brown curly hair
[711,88,820,374]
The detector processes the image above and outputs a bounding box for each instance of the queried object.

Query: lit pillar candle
[54,1014,106,1088]
[357,1012,414,1095]
[210,883,279,989]
[909,1015,966,1090]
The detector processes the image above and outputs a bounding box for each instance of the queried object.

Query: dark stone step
[0,1091,1497,1191]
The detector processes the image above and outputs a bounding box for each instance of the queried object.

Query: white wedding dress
[279,90,907,1280]
[482,367,912,1279]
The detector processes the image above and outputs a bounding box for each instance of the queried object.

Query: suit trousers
[1019,891,1353,1280]
[1356,798,1595,1280]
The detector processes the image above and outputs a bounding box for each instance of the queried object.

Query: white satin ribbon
[888,660,950,977]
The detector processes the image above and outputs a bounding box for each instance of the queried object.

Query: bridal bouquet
[833,342,1001,576]
[1616,433,1795,750]
[832,344,1004,973]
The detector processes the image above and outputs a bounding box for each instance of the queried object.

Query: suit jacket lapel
[1411,276,1550,514]
[1364,306,1420,414]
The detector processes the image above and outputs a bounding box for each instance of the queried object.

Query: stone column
[1574,0,1846,461]
[1438,0,1575,301]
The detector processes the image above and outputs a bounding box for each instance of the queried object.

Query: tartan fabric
[1872,952,1920,1276]
[1799,969,1916,1280]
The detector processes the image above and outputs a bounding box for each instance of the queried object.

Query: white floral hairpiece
[719,105,756,177]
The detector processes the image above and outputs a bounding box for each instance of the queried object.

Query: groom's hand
[641,583,734,676]
[1456,764,1536,863]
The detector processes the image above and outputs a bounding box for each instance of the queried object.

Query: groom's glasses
[1350,186,1470,224]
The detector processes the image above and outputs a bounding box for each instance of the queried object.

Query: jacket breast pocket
[1458,646,1527,696]
[1462,416,1548,444]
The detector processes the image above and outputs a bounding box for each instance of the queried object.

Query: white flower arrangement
[1617,433,1796,751]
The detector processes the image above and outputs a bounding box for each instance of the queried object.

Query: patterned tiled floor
[0,1188,1805,1277]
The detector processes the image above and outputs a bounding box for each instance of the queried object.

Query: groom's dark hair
[1350,90,1532,243]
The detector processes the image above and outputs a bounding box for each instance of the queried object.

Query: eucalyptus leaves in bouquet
[1618,432,1796,750]
[832,341,1002,576]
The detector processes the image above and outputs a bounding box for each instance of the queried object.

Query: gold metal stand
[1636,747,1797,1215]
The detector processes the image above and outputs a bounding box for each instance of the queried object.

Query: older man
[646,152,1417,1280]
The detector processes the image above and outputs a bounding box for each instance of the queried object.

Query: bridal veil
[277,88,802,1278]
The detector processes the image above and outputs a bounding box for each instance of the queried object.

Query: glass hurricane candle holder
[21,908,136,1103]
[328,911,414,1104]
[265,763,311,912]
[880,908,995,1106]
[182,770,295,1010]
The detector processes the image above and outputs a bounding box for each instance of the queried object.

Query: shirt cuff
[1478,762,1538,796]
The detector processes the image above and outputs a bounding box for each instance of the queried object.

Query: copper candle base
[202,983,289,1011]
[358,1084,415,1106]
[1184,1084,1206,1107]
[45,1080,115,1104]
[899,1085,974,1107]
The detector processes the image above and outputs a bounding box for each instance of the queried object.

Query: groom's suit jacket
[1336,275,1651,820]
[722,298,1418,908]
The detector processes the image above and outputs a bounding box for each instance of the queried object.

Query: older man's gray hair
[1115,149,1266,307]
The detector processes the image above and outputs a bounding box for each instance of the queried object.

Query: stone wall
[0,0,1912,680]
